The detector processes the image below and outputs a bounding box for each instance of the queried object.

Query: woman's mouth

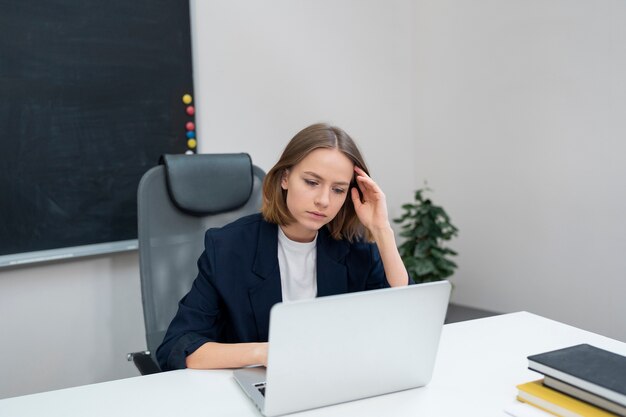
[306,211,327,220]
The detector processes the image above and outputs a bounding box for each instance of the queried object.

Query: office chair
[128,153,265,375]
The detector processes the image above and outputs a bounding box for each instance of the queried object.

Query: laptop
[233,280,451,416]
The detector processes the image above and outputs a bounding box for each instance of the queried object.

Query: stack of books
[514,344,626,417]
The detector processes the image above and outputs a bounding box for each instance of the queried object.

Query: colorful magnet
[186,130,195,139]
[187,138,197,149]
[182,94,193,105]
[185,149,194,155]
[185,121,195,131]
[186,105,195,116]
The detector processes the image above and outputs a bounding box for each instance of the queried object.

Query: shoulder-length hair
[261,123,372,242]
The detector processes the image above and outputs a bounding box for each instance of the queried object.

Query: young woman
[156,123,410,371]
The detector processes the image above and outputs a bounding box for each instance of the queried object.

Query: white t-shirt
[277,226,317,302]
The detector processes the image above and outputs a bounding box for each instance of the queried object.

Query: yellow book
[517,380,619,417]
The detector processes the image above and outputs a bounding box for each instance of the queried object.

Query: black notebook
[528,344,626,407]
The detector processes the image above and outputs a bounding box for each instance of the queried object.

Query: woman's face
[280,148,354,242]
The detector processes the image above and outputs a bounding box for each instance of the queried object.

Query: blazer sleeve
[364,243,389,290]
[364,243,415,290]
[156,231,222,371]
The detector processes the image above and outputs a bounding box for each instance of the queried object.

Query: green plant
[394,186,459,283]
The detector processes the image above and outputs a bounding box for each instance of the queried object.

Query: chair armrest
[127,351,161,375]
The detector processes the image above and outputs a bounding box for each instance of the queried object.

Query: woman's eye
[332,188,346,195]
[304,179,318,186]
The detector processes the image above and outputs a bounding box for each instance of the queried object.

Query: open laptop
[233,280,451,416]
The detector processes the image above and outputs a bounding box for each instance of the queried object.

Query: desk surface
[2,312,625,417]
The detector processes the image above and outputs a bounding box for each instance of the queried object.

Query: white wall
[191,0,417,219]
[0,252,145,399]
[413,0,626,341]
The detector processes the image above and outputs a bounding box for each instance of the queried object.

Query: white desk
[2,312,625,417]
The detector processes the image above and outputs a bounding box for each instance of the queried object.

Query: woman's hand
[351,166,409,287]
[351,166,391,234]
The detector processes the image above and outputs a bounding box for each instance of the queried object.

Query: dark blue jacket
[156,213,392,371]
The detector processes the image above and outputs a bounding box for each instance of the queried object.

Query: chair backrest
[137,153,265,362]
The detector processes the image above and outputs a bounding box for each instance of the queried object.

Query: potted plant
[394,186,459,283]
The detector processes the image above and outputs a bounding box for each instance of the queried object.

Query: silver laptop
[233,280,451,416]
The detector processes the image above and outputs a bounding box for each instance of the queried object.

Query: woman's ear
[280,169,290,190]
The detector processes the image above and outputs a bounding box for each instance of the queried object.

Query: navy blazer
[156,213,391,371]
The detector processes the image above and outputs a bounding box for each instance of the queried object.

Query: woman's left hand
[351,166,391,234]
[352,166,409,287]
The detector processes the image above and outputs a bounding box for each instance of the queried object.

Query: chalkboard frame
[0,240,138,268]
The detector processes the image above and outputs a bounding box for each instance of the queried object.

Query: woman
[156,123,410,371]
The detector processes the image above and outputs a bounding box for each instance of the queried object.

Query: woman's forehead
[294,148,354,182]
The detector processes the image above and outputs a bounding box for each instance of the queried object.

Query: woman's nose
[315,188,330,208]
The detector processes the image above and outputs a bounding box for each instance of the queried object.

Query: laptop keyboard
[254,382,266,397]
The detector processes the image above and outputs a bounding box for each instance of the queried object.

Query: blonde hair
[261,123,371,242]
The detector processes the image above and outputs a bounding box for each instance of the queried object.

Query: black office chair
[128,153,265,375]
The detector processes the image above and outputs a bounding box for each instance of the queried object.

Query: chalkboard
[0,0,194,266]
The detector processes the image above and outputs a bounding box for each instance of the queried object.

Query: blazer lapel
[316,228,350,297]
[249,219,282,341]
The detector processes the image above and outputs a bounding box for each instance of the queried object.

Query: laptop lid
[262,280,451,416]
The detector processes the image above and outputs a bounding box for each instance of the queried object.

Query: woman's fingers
[354,167,381,190]
[355,176,383,201]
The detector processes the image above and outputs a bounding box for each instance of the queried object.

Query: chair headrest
[160,153,254,215]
